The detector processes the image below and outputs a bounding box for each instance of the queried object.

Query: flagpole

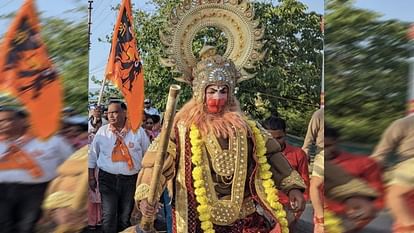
[88,0,93,49]
[408,24,414,116]
[97,76,107,106]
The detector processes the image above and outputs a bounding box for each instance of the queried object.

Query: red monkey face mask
[205,85,229,114]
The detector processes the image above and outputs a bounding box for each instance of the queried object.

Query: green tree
[325,0,410,143]
[89,75,122,105]
[131,0,322,136]
[41,14,89,115]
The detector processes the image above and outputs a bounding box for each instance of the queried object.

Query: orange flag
[105,0,144,133]
[0,0,62,140]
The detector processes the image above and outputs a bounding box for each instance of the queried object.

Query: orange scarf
[110,123,134,170]
[0,135,43,178]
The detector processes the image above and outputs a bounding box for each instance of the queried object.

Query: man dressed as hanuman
[133,46,307,233]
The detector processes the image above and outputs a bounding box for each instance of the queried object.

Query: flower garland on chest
[189,120,290,233]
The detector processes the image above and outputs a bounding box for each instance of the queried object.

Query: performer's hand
[89,177,97,191]
[345,196,375,224]
[288,189,305,212]
[139,199,159,218]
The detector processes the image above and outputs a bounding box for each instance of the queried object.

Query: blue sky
[354,0,414,22]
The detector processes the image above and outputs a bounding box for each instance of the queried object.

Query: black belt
[99,169,137,179]
[0,182,49,188]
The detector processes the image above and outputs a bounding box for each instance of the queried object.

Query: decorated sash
[0,135,43,178]
[110,123,134,170]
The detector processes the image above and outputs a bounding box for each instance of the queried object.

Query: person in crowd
[370,114,414,233]
[324,125,384,232]
[0,102,74,233]
[143,114,161,142]
[263,115,310,231]
[144,99,160,116]
[302,108,324,160]
[88,100,150,233]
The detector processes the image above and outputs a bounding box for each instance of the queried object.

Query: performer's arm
[265,137,306,194]
[302,111,319,156]
[370,119,402,165]
[262,129,308,211]
[310,176,324,221]
[135,134,177,203]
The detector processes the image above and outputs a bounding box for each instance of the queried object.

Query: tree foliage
[89,75,122,104]
[41,12,89,115]
[325,0,410,143]
[125,0,322,137]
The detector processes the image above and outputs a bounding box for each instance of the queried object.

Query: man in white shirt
[88,101,150,233]
[302,108,324,157]
[144,99,160,116]
[0,106,74,233]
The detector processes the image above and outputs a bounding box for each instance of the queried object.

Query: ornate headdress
[159,0,266,103]
[191,46,240,102]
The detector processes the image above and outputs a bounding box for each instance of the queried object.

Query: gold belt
[211,197,256,225]
[239,198,256,219]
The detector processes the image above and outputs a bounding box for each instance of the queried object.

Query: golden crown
[159,0,266,101]
[191,46,240,102]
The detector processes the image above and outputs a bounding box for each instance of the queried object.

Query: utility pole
[88,0,93,50]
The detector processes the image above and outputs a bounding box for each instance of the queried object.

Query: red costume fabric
[214,212,279,233]
[326,152,384,214]
[278,143,310,206]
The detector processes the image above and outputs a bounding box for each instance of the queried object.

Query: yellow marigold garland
[246,119,290,233]
[190,122,289,233]
[324,209,344,233]
[190,125,215,233]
